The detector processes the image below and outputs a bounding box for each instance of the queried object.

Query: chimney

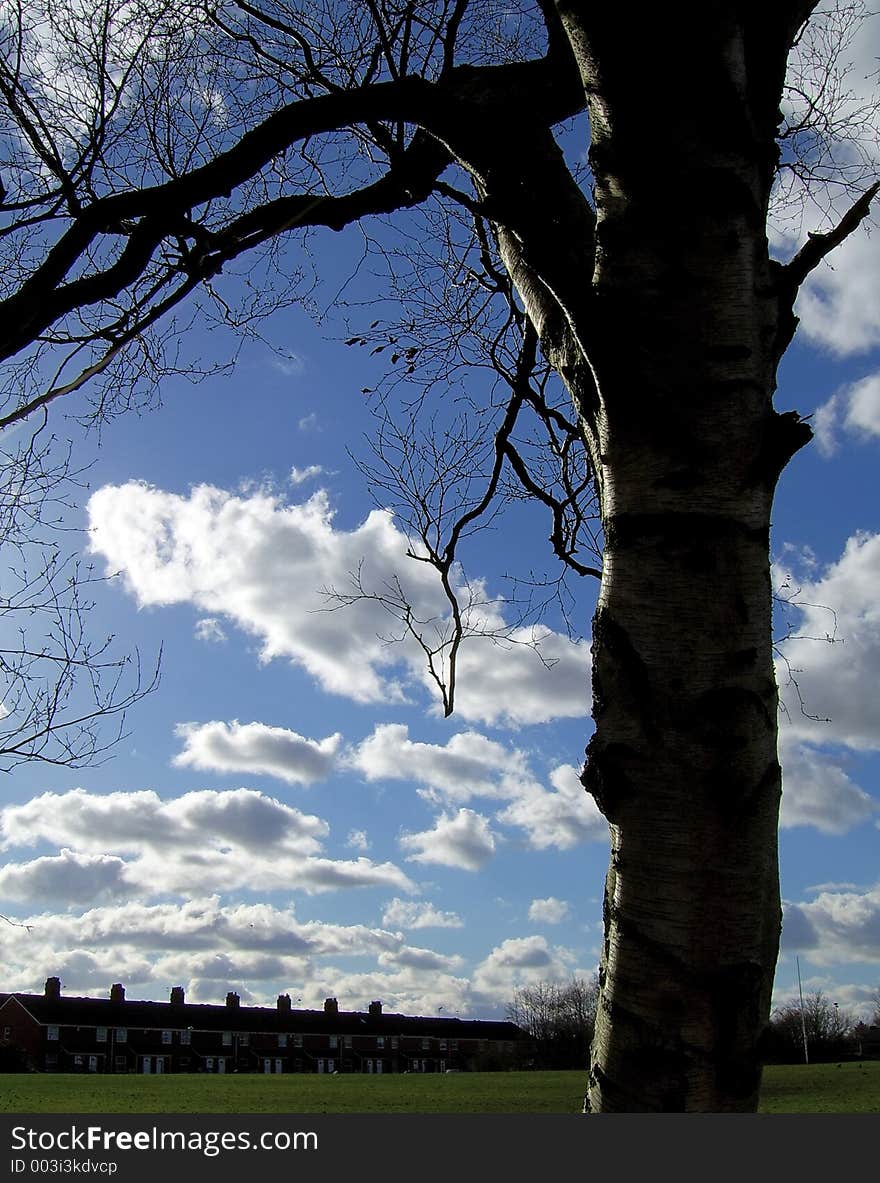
[109,983,125,1004]
[368,1000,382,1019]
[170,986,185,1006]
[324,997,338,1016]
[44,977,61,1000]
[277,994,291,1014]
[226,992,240,1009]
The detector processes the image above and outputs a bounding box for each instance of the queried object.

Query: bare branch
[783,179,880,291]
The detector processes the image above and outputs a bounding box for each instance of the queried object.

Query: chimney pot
[110,983,125,1004]
[226,991,240,1009]
[277,994,291,1013]
[170,986,185,1006]
[44,977,61,999]
[324,997,338,1015]
[369,1000,382,1018]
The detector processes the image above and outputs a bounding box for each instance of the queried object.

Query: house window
[222,1032,232,1046]
[343,1035,352,1048]
[180,1029,191,1045]
[421,1039,429,1050]
[116,1028,127,1043]
[45,1054,58,1069]
[96,1027,108,1042]
[239,1033,249,1047]
[115,1055,126,1069]
[294,1034,303,1048]
[439,1039,447,1051]
[450,1040,458,1050]
[329,1036,338,1049]
[391,1037,398,1050]
[47,1026,59,1041]
[278,1034,288,1048]
[2,1025,12,1039]
[376,1037,385,1049]
[161,1030,172,1045]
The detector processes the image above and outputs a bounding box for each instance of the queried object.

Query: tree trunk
[548,2,814,1111]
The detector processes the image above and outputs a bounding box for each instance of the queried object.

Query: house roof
[0,991,523,1040]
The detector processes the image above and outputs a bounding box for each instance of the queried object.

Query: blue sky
[0,8,879,1025]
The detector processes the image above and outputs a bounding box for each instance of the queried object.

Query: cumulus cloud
[782,883,880,965]
[0,788,416,902]
[289,464,325,485]
[778,732,877,834]
[194,617,227,643]
[381,898,463,930]
[796,229,880,356]
[346,829,370,852]
[399,809,496,871]
[775,532,880,752]
[496,764,607,850]
[0,849,134,905]
[351,724,529,803]
[377,945,464,972]
[353,727,606,851]
[87,482,586,723]
[173,720,342,785]
[471,935,577,996]
[812,372,880,455]
[528,897,570,925]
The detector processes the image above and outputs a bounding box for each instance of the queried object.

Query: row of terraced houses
[0,978,526,1074]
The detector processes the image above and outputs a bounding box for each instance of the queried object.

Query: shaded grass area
[1,1063,878,1113]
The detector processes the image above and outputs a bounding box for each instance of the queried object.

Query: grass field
[1,1062,878,1113]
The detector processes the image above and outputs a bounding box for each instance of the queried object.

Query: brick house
[0,978,525,1074]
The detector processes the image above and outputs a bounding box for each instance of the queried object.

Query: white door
[274,1059,283,1074]
[376,1060,383,1074]
[218,1058,226,1074]
[88,1056,98,1072]
[263,1059,271,1073]
[141,1058,151,1074]
[156,1057,164,1074]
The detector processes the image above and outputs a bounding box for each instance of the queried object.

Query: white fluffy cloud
[778,732,877,834]
[528,897,570,925]
[351,724,530,803]
[813,372,880,454]
[496,764,607,850]
[0,849,134,905]
[782,883,880,965]
[0,788,416,902]
[174,720,342,785]
[399,809,496,871]
[352,727,606,851]
[381,898,464,930]
[87,481,587,724]
[796,231,880,356]
[775,532,880,752]
[471,935,577,996]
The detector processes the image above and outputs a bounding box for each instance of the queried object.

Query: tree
[0,1,877,1110]
[768,990,857,1062]
[507,976,599,1069]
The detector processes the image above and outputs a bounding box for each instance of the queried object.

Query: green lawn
[1,1063,878,1113]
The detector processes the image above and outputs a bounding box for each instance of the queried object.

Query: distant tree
[507,975,599,1069]
[0,1,877,1109]
[768,991,857,1062]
